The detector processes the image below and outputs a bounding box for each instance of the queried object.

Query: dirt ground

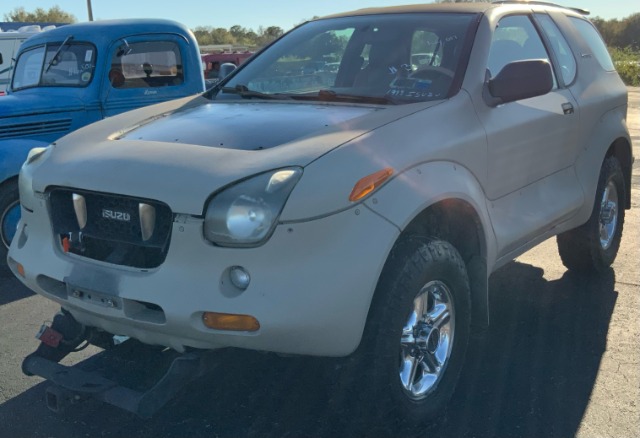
[0,88,638,437]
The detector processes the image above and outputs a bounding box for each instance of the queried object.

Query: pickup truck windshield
[219,13,476,105]
[12,41,96,90]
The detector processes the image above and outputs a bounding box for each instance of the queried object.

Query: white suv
[9,1,633,420]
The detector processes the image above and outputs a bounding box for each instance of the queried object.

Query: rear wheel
[348,239,471,421]
[0,179,20,269]
[557,156,626,272]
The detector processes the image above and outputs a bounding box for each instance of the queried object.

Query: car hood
[117,100,378,150]
[32,95,435,215]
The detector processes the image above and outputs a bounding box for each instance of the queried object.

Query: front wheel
[0,179,20,269]
[348,239,471,422]
[557,156,626,272]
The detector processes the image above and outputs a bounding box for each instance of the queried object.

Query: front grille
[49,188,173,269]
[0,119,72,139]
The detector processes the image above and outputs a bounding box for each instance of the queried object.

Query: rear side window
[569,17,614,71]
[536,14,577,85]
[109,41,183,89]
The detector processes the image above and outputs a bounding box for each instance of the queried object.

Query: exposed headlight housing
[25,147,49,165]
[204,167,302,246]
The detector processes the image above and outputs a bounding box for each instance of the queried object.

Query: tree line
[192,25,285,48]
[592,14,640,49]
[4,5,638,49]
[592,14,640,85]
[2,6,288,48]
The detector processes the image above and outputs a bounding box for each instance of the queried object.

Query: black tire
[346,239,471,422]
[557,156,626,273]
[0,178,20,270]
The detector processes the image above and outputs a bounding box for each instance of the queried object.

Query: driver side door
[476,14,583,258]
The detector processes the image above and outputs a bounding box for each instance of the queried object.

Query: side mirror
[484,59,553,107]
[219,62,237,79]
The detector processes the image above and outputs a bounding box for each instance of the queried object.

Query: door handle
[562,102,574,115]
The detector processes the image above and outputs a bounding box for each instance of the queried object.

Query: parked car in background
[0,19,206,268]
[0,24,60,93]
[9,1,633,422]
[202,50,253,79]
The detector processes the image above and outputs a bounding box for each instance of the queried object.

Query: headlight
[204,167,302,246]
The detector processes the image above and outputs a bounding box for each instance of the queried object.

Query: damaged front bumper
[22,310,219,418]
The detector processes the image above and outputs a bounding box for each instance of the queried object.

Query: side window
[109,41,183,89]
[487,15,556,88]
[536,14,577,85]
[569,17,615,71]
[12,46,45,89]
[0,39,17,69]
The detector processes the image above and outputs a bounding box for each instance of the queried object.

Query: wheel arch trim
[574,105,632,222]
[365,161,496,329]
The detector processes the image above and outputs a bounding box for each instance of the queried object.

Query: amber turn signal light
[17,263,25,278]
[202,312,260,332]
[349,167,394,202]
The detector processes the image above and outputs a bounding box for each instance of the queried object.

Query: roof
[19,19,193,49]
[320,3,493,20]
[318,1,589,20]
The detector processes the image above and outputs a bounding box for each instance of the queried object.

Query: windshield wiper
[45,35,74,73]
[290,89,397,105]
[220,84,291,100]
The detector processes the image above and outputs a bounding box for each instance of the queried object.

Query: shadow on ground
[0,269,34,306]
[0,261,617,438]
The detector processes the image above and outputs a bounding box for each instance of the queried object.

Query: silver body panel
[9,4,632,355]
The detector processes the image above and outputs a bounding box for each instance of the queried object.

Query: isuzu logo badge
[102,209,131,222]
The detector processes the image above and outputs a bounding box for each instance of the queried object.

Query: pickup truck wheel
[557,156,626,273]
[0,179,20,268]
[352,239,471,422]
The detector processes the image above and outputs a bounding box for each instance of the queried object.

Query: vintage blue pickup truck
[0,19,205,266]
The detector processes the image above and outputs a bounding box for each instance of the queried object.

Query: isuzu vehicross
[8,1,633,420]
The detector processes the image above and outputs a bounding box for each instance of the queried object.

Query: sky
[1,1,638,32]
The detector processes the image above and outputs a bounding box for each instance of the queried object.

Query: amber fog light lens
[202,312,260,331]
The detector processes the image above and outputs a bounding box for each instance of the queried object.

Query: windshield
[218,13,476,105]
[12,42,96,90]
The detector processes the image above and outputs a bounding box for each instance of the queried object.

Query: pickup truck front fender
[0,139,51,185]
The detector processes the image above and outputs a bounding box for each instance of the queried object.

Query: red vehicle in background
[202,51,253,80]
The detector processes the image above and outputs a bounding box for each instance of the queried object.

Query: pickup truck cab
[0,19,205,265]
